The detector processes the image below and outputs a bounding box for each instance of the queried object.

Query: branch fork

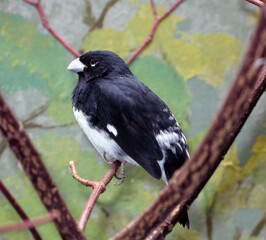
[23,0,80,57]
[69,160,121,232]
[126,0,185,65]
[70,160,105,191]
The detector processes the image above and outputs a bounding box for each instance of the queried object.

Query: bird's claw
[114,173,122,180]
[114,162,126,186]
[114,176,125,186]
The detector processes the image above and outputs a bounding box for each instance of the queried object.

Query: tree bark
[0,95,87,240]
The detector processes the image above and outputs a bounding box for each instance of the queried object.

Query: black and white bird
[67,50,190,228]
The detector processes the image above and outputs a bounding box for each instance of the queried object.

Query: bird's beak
[67,58,86,73]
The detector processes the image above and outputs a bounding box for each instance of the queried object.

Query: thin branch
[23,121,76,130]
[0,103,74,156]
[246,0,265,7]
[0,210,58,233]
[22,102,49,125]
[205,193,217,240]
[0,180,42,239]
[0,94,87,240]
[150,0,158,18]
[126,0,185,65]
[23,0,185,66]
[111,6,266,240]
[23,0,80,57]
[69,160,121,232]
[0,140,6,155]
[88,0,119,32]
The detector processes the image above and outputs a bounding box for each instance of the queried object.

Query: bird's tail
[179,210,190,229]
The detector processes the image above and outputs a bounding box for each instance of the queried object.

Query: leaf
[169,228,202,240]
[243,136,266,182]
[0,12,75,123]
[82,28,131,59]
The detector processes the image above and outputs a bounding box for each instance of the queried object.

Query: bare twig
[23,121,76,130]
[88,0,119,32]
[0,94,87,240]
[0,140,6,155]
[205,194,217,240]
[246,0,265,7]
[69,160,121,232]
[0,210,58,233]
[23,0,185,64]
[0,180,42,239]
[22,102,49,125]
[23,0,80,57]
[111,7,266,240]
[126,0,185,65]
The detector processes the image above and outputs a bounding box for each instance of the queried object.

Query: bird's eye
[90,59,98,67]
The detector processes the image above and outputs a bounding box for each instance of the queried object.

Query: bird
[67,50,190,228]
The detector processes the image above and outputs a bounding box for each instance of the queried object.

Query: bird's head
[67,50,132,81]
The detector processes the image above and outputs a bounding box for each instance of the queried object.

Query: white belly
[73,108,139,166]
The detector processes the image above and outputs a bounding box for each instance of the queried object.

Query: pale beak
[67,58,86,73]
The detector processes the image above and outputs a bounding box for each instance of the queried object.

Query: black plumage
[68,50,190,228]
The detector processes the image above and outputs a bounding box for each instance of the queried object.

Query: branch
[0,103,74,156]
[23,0,80,57]
[0,94,87,240]
[69,161,121,232]
[0,180,42,239]
[88,0,119,32]
[246,0,265,7]
[22,102,49,125]
[250,213,266,236]
[111,6,266,240]
[23,121,76,130]
[23,0,185,65]
[126,0,185,65]
[0,210,58,233]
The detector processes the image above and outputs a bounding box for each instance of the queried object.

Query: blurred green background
[0,0,265,239]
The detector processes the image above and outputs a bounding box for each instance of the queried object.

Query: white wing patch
[107,124,118,136]
[155,129,180,154]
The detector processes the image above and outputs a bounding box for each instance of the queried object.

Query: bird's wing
[93,78,172,179]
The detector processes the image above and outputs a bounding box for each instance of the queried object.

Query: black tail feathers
[179,210,190,229]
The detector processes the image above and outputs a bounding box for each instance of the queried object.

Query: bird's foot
[114,161,126,186]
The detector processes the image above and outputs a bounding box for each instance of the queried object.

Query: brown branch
[0,180,42,239]
[246,0,265,7]
[126,0,185,65]
[69,160,121,232]
[250,213,266,236]
[0,140,6,155]
[23,121,76,130]
[233,227,243,240]
[23,0,81,57]
[0,102,74,156]
[0,94,87,240]
[23,0,185,66]
[111,6,266,240]
[0,210,58,233]
[89,0,119,32]
[22,102,49,125]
